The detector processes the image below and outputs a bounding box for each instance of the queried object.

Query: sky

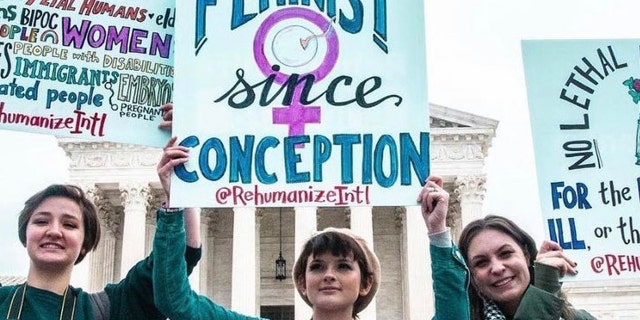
[2,0,640,277]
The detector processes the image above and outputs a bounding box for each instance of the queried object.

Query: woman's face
[300,252,371,314]
[467,229,530,312]
[26,196,85,270]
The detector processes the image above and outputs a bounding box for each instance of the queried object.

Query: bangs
[308,231,361,259]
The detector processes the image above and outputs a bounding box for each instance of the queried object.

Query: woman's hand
[158,103,173,131]
[157,136,189,205]
[417,175,450,233]
[535,240,578,276]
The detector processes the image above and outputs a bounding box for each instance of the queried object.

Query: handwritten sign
[0,0,175,147]
[522,39,640,281]
[171,1,429,207]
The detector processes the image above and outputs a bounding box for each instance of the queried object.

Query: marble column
[294,207,318,320]
[349,206,377,320]
[119,183,150,278]
[202,209,217,298]
[188,210,208,294]
[144,194,162,255]
[231,207,259,316]
[402,206,431,319]
[85,185,121,291]
[454,175,487,228]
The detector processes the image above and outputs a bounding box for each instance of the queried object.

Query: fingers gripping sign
[417,175,450,233]
[536,239,579,277]
[158,103,174,131]
[158,136,190,205]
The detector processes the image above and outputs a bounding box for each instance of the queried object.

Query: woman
[0,107,201,319]
[419,175,470,320]
[152,138,380,320]
[419,175,597,320]
[0,184,200,319]
[292,227,379,320]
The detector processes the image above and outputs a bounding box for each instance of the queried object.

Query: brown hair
[18,184,101,264]
[293,229,377,318]
[458,215,574,320]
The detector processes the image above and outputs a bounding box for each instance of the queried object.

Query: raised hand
[158,103,174,131]
[157,136,189,204]
[536,240,578,277]
[417,175,450,233]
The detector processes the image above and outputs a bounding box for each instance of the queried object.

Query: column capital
[120,182,151,211]
[344,207,352,225]
[394,206,406,228]
[85,184,122,237]
[454,175,487,203]
[202,209,220,234]
[256,208,265,220]
[454,175,487,228]
[146,193,163,224]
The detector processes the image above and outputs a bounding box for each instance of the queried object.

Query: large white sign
[171,1,429,207]
[523,39,640,281]
[0,0,175,147]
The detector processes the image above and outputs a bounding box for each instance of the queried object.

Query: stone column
[202,209,217,297]
[454,175,487,228]
[231,207,259,316]
[144,194,162,255]
[349,206,376,320]
[85,185,121,291]
[447,193,462,243]
[294,207,318,320]
[188,210,208,294]
[402,206,431,319]
[119,183,150,278]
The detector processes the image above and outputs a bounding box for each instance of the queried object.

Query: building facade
[56,104,639,319]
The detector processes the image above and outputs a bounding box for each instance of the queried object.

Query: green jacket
[0,229,201,319]
[429,231,597,320]
[430,242,471,320]
[153,209,267,320]
[513,263,598,320]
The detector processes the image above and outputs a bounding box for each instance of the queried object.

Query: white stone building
[56,104,639,319]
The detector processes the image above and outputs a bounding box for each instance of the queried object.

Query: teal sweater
[429,230,597,320]
[154,210,267,320]
[430,243,471,320]
[157,211,472,320]
[0,235,201,319]
[513,263,598,320]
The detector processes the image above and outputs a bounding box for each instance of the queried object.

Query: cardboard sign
[0,0,175,147]
[171,1,429,207]
[523,39,640,281]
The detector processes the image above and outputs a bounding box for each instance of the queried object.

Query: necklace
[6,282,77,320]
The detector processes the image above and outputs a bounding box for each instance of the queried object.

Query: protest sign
[0,0,174,147]
[170,1,429,207]
[523,39,640,280]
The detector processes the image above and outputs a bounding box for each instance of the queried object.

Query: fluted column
[294,207,318,320]
[447,193,462,243]
[402,206,431,319]
[144,193,162,255]
[231,207,259,315]
[188,210,209,294]
[454,175,487,228]
[85,185,121,291]
[119,183,151,278]
[349,206,376,320]
[201,209,217,297]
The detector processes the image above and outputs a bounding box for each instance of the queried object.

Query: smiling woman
[458,216,600,320]
[18,185,100,269]
[0,183,202,319]
[419,175,598,320]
